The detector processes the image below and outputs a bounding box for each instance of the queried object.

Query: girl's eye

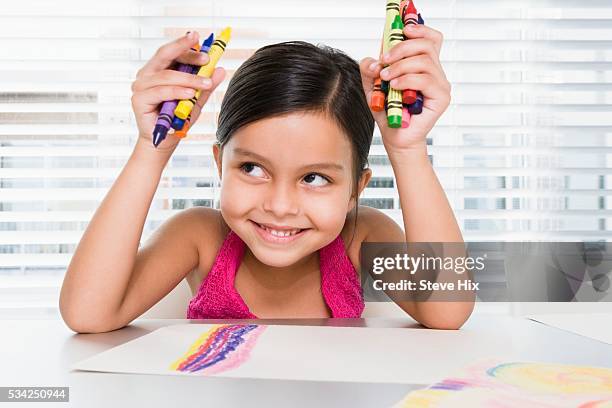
[241,162,265,178]
[240,164,329,186]
[303,173,330,187]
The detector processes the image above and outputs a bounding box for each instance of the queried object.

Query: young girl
[59,27,473,333]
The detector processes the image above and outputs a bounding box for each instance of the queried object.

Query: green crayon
[387,15,404,128]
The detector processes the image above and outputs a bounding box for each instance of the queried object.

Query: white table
[1,316,610,407]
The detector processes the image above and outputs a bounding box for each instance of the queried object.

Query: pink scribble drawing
[170,324,266,375]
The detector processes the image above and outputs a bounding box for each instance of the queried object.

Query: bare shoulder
[179,206,227,235]
[360,206,405,243]
[179,207,229,293]
[341,205,405,273]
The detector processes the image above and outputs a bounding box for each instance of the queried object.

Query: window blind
[1,0,610,318]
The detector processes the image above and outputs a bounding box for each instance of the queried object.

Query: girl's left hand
[360,24,451,153]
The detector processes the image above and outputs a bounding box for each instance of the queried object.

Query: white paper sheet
[527,313,612,345]
[391,358,612,408]
[71,323,503,384]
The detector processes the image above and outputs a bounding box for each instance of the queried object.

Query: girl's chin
[247,248,306,268]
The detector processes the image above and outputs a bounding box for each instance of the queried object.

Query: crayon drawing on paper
[393,360,612,407]
[169,324,266,375]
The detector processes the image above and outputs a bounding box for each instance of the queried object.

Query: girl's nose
[262,183,299,217]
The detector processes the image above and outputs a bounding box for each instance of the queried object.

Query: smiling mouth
[250,220,310,241]
[253,221,305,236]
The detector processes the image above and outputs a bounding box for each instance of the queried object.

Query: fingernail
[369,61,379,72]
[184,88,195,96]
[380,68,389,79]
[405,25,417,31]
[390,79,398,88]
[201,78,212,87]
[383,52,391,62]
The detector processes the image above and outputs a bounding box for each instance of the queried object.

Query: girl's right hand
[131,31,226,153]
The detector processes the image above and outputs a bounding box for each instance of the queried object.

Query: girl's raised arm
[360,24,474,328]
[59,32,225,333]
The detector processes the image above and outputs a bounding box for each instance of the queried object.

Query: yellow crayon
[174,27,231,120]
[383,0,400,55]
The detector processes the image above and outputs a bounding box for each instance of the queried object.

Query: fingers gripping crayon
[172,32,215,135]
[400,0,418,105]
[152,33,202,148]
[174,27,231,121]
[387,15,404,128]
[171,33,214,134]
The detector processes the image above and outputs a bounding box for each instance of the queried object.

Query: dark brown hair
[216,41,375,248]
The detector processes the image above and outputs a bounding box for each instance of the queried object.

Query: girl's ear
[358,168,373,195]
[348,168,373,211]
[212,143,222,179]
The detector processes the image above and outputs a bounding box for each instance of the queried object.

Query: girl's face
[213,111,366,268]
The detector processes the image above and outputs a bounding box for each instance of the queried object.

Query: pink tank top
[187,229,364,319]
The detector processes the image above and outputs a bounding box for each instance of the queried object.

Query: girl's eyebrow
[233,147,345,172]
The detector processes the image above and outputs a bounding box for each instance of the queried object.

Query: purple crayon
[152,32,214,148]
[407,92,423,114]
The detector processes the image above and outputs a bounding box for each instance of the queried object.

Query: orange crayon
[174,117,191,138]
[371,78,386,112]
[371,41,386,111]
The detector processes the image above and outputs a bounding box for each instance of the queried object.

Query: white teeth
[259,224,301,237]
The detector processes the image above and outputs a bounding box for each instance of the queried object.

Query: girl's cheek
[220,180,258,210]
[304,192,351,232]
[219,176,247,211]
